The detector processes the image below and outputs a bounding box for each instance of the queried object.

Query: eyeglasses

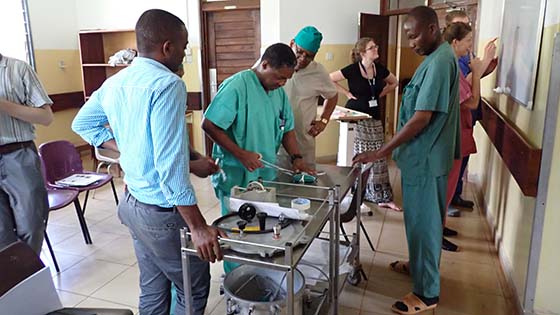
[294,44,316,62]
[366,44,379,51]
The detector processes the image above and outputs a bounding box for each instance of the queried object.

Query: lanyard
[359,61,377,100]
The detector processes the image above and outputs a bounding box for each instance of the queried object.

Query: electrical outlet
[325,52,334,61]
[58,60,66,69]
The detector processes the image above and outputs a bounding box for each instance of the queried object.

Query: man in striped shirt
[72,9,224,315]
[0,53,53,254]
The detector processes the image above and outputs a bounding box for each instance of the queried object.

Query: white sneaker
[360,203,371,212]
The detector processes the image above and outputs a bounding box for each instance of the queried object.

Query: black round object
[238,203,257,222]
[212,213,292,234]
[236,220,247,230]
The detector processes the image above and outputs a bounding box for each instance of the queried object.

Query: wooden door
[200,0,260,154]
[359,13,392,136]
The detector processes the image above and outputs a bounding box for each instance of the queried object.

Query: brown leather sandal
[390,260,410,275]
[391,293,437,314]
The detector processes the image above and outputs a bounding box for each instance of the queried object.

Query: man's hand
[353,150,382,164]
[292,158,316,175]
[237,150,263,172]
[190,224,228,263]
[190,156,219,178]
[308,120,327,137]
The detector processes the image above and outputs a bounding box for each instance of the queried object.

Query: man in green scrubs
[276,26,338,169]
[202,43,311,272]
[354,6,460,314]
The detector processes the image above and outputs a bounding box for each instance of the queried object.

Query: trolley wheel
[347,269,362,286]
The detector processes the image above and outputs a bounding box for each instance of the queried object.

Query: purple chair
[43,187,83,272]
[38,141,119,240]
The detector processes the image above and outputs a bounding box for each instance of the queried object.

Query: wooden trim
[49,91,85,112]
[49,91,200,112]
[380,0,478,16]
[480,98,542,197]
[187,92,202,110]
[382,8,415,16]
[202,0,259,11]
[200,1,211,112]
[380,0,388,15]
[75,143,91,153]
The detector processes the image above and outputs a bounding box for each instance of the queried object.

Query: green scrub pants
[401,174,447,299]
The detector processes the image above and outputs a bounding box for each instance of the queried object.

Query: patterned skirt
[353,119,394,203]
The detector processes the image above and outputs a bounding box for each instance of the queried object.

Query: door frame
[199,0,260,154]
[199,0,260,112]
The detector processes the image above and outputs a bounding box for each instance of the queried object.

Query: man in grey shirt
[0,53,53,254]
[277,26,338,169]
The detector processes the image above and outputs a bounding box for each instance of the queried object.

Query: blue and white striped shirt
[72,57,196,208]
[0,54,52,145]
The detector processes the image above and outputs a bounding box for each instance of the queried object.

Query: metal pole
[285,242,294,315]
[334,185,340,315]
[356,165,363,258]
[180,228,194,315]
[328,187,340,315]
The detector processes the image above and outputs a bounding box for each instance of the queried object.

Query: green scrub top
[392,42,461,178]
[204,69,295,196]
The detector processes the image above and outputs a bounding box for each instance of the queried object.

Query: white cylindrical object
[337,121,356,167]
[291,198,311,211]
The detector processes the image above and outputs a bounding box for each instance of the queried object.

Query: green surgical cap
[294,26,323,54]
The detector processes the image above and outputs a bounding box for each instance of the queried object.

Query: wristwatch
[290,154,303,163]
[320,117,329,125]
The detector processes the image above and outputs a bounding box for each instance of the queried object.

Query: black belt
[0,141,34,155]
[125,189,175,212]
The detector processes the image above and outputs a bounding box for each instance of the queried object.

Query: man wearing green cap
[277,26,338,169]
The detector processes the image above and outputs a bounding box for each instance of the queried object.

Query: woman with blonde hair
[441,22,496,251]
[330,37,400,211]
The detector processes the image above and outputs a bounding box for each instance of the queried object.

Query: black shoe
[443,227,458,237]
[451,196,474,209]
[442,237,459,252]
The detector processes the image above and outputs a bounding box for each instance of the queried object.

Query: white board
[495,0,546,109]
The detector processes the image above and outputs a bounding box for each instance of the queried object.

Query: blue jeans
[118,191,210,315]
[452,155,470,199]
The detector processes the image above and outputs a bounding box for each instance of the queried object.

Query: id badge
[369,99,378,108]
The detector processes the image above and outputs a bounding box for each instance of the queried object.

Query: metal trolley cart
[180,164,366,315]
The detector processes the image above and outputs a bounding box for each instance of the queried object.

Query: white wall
[544,0,560,27]
[472,0,560,313]
[186,0,201,45]
[28,0,78,49]
[260,0,281,46]
[261,0,380,47]
[75,0,188,30]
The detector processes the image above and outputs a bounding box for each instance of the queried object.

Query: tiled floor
[40,163,518,315]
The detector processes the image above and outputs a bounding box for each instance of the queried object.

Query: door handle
[209,68,217,100]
